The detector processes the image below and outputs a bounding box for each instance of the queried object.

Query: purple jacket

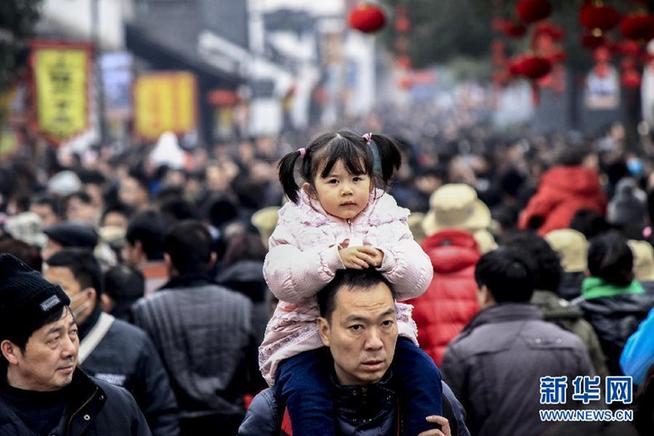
[260,189,433,385]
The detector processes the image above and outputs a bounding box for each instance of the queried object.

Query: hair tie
[362,133,381,174]
[298,147,306,158]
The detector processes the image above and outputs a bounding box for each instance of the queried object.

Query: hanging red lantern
[593,46,612,63]
[509,55,552,80]
[492,18,527,38]
[622,69,642,88]
[394,6,411,33]
[516,0,552,24]
[394,55,412,70]
[348,3,386,33]
[533,21,565,41]
[492,69,512,87]
[579,3,621,34]
[620,13,654,43]
[613,40,642,57]
[547,50,567,63]
[581,32,606,49]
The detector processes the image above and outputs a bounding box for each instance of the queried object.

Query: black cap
[0,254,70,340]
[43,222,98,249]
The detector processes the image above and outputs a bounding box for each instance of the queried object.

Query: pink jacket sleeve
[375,221,433,301]
[263,223,345,304]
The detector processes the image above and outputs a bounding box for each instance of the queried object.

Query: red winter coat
[519,166,607,235]
[408,229,481,366]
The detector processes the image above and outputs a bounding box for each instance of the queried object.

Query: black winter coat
[577,293,654,375]
[442,303,593,436]
[80,310,179,435]
[0,369,151,435]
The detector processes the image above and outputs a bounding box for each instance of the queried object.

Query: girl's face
[309,160,371,220]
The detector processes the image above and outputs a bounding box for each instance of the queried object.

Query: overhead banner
[100,52,133,120]
[133,72,197,140]
[31,41,91,144]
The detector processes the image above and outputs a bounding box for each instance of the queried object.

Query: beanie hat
[607,178,647,231]
[0,254,70,340]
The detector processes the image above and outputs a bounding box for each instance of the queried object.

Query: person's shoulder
[368,190,409,224]
[217,285,253,309]
[92,376,139,409]
[109,317,147,337]
[525,318,589,349]
[238,388,280,435]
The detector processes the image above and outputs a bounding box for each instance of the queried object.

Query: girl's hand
[358,246,384,268]
[338,246,373,269]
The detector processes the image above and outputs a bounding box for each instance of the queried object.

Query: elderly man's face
[3,308,78,391]
[318,282,398,385]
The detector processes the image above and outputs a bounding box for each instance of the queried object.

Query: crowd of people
[1,103,654,435]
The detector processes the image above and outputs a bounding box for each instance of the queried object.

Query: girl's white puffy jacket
[260,189,433,385]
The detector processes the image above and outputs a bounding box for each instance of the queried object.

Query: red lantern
[579,3,621,33]
[394,55,412,70]
[533,21,565,41]
[492,18,527,38]
[620,14,654,43]
[509,55,552,80]
[593,46,612,63]
[547,50,567,63]
[516,0,552,24]
[581,32,606,49]
[492,69,511,86]
[622,69,642,88]
[613,40,641,57]
[348,3,386,33]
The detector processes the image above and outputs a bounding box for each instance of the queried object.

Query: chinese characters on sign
[133,72,198,140]
[31,41,91,144]
[540,375,633,405]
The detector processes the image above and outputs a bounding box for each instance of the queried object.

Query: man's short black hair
[66,190,93,205]
[101,202,134,224]
[164,220,213,275]
[125,210,166,260]
[31,193,63,217]
[317,269,396,321]
[475,247,536,303]
[46,248,103,299]
[502,231,562,293]
[588,231,633,287]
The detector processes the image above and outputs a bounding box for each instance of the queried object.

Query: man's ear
[100,293,113,313]
[209,252,217,268]
[164,253,173,269]
[135,241,144,258]
[317,317,330,347]
[478,284,495,307]
[1,340,19,365]
[84,288,98,305]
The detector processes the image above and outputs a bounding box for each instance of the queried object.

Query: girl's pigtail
[371,134,402,185]
[278,150,302,203]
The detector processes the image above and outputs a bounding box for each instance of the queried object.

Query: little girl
[260,130,442,435]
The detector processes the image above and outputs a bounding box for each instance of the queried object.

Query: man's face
[44,267,94,325]
[30,204,59,227]
[311,160,371,221]
[119,178,148,209]
[66,198,98,224]
[102,211,128,230]
[318,282,398,385]
[6,309,78,391]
